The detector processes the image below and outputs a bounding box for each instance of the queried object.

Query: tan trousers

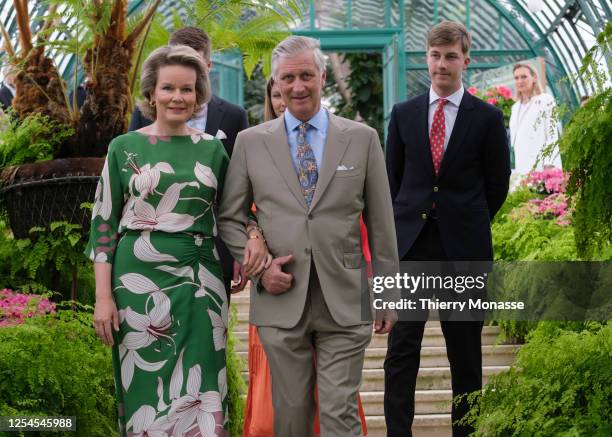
[257,266,372,437]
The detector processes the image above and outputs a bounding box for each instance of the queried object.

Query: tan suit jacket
[218,113,399,328]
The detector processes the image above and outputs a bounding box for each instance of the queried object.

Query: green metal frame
[293,28,407,136]
[1,0,610,119]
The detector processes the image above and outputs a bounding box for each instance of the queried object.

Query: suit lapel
[437,91,475,180]
[309,114,350,212]
[263,118,309,210]
[205,95,223,137]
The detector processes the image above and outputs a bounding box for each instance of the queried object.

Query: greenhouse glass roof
[1,0,610,108]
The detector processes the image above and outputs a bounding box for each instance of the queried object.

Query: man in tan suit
[219,36,398,436]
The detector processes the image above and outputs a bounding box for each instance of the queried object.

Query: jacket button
[433,186,439,192]
[308,213,313,220]
[421,213,428,220]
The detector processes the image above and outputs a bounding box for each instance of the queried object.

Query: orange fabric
[243,325,274,437]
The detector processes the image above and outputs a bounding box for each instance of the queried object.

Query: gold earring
[150,100,156,107]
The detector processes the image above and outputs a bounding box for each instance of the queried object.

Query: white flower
[208,301,228,352]
[126,405,173,437]
[92,159,113,220]
[118,273,160,294]
[215,129,227,140]
[155,265,194,281]
[122,292,173,350]
[194,162,218,190]
[195,264,226,305]
[129,183,195,232]
[134,231,178,263]
[218,367,227,402]
[128,162,174,199]
[118,292,172,390]
[119,345,167,391]
[168,364,223,437]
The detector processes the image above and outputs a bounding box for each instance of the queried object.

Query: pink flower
[487,98,498,105]
[496,86,513,99]
[0,289,56,327]
[467,87,479,95]
[486,90,494,97]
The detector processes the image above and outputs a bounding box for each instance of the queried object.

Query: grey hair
[271,36,326,79]
[137,44,210,120]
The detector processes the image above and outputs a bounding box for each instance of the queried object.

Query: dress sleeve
[85,140,125,264]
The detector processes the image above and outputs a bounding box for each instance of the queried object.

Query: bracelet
[248,234,261,240]
[247,225,265,241]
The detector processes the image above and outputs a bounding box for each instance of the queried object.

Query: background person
[385,21,510,437]
[0,66,16,111]
[87,44,269,436]
[509,62,562,175]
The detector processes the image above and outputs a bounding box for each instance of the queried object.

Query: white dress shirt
[187,102,208,133]
[428,86,464,152]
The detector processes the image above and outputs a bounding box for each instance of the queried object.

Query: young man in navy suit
[384,21,510,437]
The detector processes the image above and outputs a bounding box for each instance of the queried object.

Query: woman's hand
[93,294,120,346]
[243,229,272,277]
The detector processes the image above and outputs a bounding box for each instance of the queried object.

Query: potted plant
[0,0,300,239]
[0,0,161,238]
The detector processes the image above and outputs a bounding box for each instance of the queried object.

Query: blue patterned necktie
[296,122,318,205]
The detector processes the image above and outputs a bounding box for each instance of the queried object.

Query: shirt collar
[429,85,464,107]
[284,107,328,132]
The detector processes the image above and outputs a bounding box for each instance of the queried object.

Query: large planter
[0,158,104,239]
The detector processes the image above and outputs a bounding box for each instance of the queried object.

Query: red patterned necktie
[429,98,448,176]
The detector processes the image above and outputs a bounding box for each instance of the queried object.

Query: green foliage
[346,53,384,138]
[0,310,117,437]
[227,304,247,436]
[492,188,577,262]
[492,189,577,341]
[0,221,94,304]
[558,23,612,258]
[0,113,73,170]
[243,64,268,126]
[463,323,612,436]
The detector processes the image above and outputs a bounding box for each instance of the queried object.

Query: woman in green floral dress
[86,45,268,437]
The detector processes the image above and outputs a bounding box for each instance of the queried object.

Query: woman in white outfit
[509,62,562,176]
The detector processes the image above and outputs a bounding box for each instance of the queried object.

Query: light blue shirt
[284,107,329,172]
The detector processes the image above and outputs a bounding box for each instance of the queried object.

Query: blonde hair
[427,21,472,55]
[264,77,278,122]
[138,45,210,120]
[513,63,542,101]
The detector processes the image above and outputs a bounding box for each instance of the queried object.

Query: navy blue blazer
[386,91,510,260]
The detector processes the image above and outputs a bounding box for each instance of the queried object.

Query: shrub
[464,323,612,436]
[227,304,247,437]
[0,310,117,437]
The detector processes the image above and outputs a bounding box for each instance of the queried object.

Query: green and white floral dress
[85,132,230,437]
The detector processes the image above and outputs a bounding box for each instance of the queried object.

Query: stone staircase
[230,292,519,437]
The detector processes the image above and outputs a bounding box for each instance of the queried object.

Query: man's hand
[231,260,249,293]
[261,254,294,295]
[374,308,397,334]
